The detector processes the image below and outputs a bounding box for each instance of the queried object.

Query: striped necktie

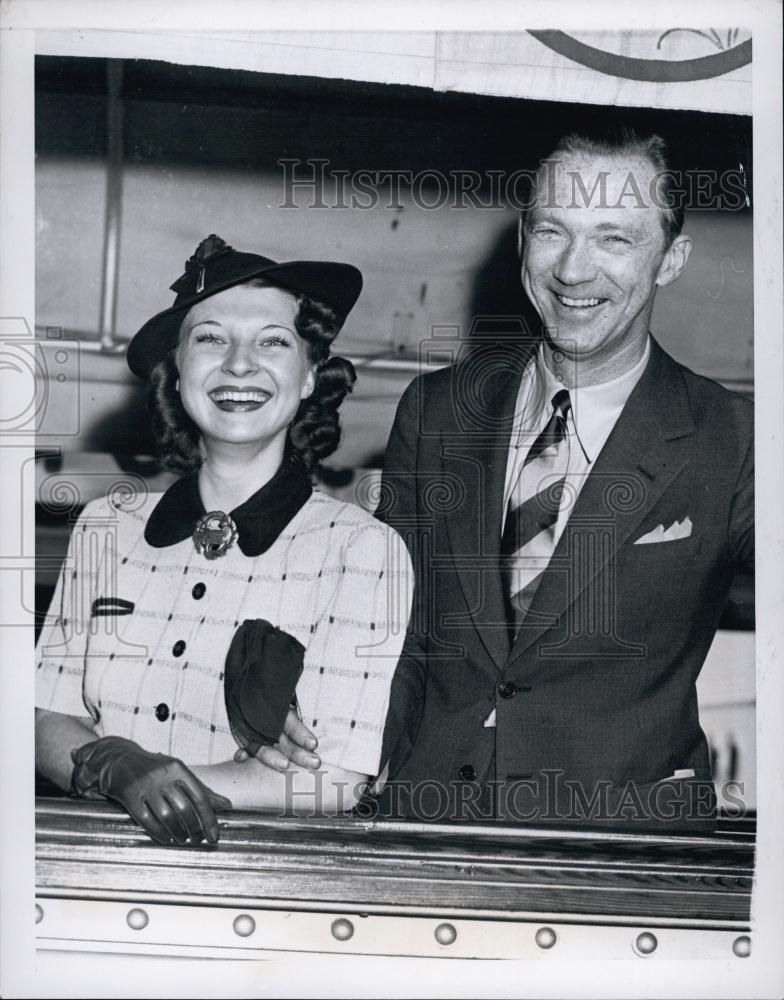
[501,388,572,633]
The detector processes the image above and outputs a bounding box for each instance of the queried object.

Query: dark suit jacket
[374,338,754,831]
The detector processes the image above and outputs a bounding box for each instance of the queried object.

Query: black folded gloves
[224,619,306,755]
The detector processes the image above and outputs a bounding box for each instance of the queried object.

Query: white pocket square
[634,517,693,545]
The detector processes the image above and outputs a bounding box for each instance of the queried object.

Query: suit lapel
[441,347,530,672]
[506,339,697,667]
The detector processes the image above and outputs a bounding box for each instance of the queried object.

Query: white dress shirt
[502,337,652,546]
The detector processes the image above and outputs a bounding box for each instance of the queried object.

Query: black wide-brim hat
[127,234,363,379]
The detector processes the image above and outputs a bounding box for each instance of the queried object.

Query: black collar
[144,459,313,557]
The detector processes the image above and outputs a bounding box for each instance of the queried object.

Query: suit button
[459,764,476,781]
[191,582,206,600]
[155,702,170,722]
[172,640,186,657]
[498,682,518,699]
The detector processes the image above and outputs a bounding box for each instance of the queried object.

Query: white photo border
[1,1,782,997]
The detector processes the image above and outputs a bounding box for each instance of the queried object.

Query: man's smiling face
[521,150,690,379]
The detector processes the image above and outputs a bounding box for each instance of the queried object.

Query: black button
[155,702,170,722]
[499,682,518,699]
[459,764,476,781]
[172,640,186,657]
[191,582,206,600]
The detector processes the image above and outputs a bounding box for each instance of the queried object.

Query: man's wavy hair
[519,124,686,249]
[147,279,357,478]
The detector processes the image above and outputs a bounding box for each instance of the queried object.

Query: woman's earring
[175,379,180,392]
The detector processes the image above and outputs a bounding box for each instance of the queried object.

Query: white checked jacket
[36,488,413,776]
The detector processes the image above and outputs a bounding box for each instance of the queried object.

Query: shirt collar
[144,458,313,557]
[512,337,651,463]
[511,347,559,445]
[570,336,651,462]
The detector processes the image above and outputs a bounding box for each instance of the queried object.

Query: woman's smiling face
[175,283,316,456]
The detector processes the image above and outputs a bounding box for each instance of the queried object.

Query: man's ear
[656,233,692,288]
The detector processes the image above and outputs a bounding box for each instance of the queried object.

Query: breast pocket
[630,534,702,559]
[615,532,709,632]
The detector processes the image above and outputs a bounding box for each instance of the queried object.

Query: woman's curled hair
[148,284,357,477]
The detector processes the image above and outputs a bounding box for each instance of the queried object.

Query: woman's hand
[232,707,321,771]
[192,754,370,814]
[71,736,232,846]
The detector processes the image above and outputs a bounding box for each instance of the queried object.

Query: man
[369,126,753,830]
[261,126,753,830]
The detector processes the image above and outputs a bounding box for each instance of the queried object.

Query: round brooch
[192,511,238,560]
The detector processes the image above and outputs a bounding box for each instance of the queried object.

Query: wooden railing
[35,798,755,962]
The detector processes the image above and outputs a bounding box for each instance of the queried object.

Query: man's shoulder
[399,348,525,412]
[400,360,455,401]
[667,351,753,430]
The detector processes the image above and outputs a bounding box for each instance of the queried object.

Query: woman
[35,235,413,846]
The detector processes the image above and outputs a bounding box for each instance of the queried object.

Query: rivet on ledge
[732,935,751,958]
[331,918,355,941]
[233,914,256,938]
[535,926,557,949]
[35,904,43,925]
[434,922,458,946]
[634,931,658,956]
[126,907,149,931]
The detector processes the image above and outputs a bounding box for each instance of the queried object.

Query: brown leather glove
[70,736,232,846]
